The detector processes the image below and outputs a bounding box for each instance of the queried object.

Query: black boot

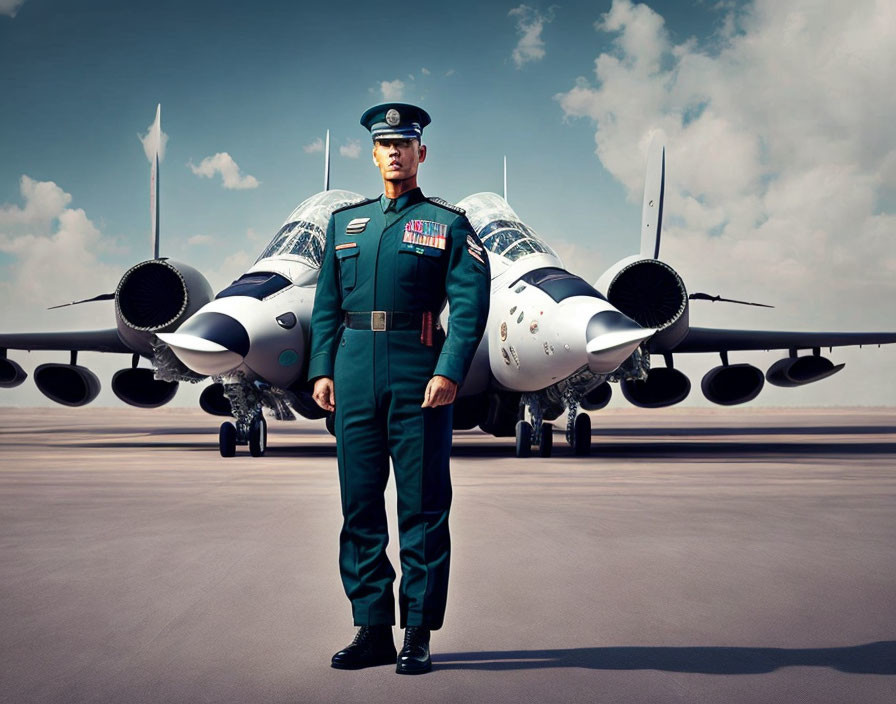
[396,626,432,675]
[331,625,397,670]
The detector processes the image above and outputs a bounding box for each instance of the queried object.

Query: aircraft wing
[0,329,132,354]
[665,327,896,354]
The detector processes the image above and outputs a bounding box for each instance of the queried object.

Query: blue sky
[0,0,734,267]
[2,0,895,407]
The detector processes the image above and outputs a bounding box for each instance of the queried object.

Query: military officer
[308,103,490,675]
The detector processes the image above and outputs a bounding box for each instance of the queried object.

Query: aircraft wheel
[538,424,553,458]
[515,420,533,458]
[325,412,336,437]
[573,414,591,457]
[219,421,237,457]
[249,416,267,457]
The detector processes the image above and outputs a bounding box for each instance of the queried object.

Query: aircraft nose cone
[156,312,250,376]
[586,310,655,374]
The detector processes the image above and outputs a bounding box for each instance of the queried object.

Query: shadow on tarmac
[39,423,896,459]
[594,425,896,437]
[434,641,896,674]
[44,438,896,459]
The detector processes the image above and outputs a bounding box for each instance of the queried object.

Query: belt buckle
[371,311,387,332]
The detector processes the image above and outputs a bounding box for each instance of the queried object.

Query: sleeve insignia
[466,246,485,264]
[466,234,484,254]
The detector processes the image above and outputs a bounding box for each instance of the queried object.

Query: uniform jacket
[307,187,490,385]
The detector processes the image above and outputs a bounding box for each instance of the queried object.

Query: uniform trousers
[333,326,453,629]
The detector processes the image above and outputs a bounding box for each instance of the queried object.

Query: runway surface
[1,406,895,704]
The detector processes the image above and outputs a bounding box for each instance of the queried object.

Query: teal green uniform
[308,187,490,630]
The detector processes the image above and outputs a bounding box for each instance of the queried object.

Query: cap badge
[385,109,401,126]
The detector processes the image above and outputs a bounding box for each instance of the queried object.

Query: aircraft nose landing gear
[517,389,594,458]
[218,411,267,457]
[515,419,532,458]
[219,421,237,457]
[567,405,591,456]
[248,415,267,457]
[516,395,553,458]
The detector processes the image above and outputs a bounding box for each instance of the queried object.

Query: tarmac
[1,406,895,704]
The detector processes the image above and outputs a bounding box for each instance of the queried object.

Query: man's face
[372,138,427,182]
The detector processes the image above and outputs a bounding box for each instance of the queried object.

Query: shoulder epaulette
[427,196,466,216]
[331,197,377,215]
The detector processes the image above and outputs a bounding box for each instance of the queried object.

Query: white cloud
[339,139,361,159]
[0,176,120,328]
[421,67,431,75]
[188,152,260,190]
[445,69,455,77]
[303,137,324,154]
[380,79,405,100]
[0,175,72,230]
[138,110,168,163]
[0,0,26,18]
[555,0,896,335]
[187,234,213,246]
[509,4,555,68]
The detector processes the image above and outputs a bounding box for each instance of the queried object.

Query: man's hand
[312,377,335,412]
[421,375,457,408]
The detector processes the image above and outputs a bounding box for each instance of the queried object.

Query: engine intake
[598,257,689,350]
[34,363,101,406]
[453,394,488,430]
[115,259,214,355]
[701,363,764,405]
[766,356,845,387]
[580,382,612,411]
[111,368,178,408]
[479,391,522,437]
[621,367,691,408]
[0,358,27,388]
[199,383,234,417]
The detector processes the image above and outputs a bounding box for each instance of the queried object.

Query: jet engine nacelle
[479,390,522,437]
[34,363,101,406]
[580,382,612,411]
[115,259,214,355]
[620,367,691,408]
[453,393,488,430]
[596,256,689,351]
[199,383,233,417]
[701,363,764,405]
[766,355,845,387]
[111,368,178,408]
[0,358,27,388]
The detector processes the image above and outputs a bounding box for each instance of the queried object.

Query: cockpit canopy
[255,189,363,268]
[456,192,559,263]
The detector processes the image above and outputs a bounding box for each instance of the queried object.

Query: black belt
[344,311,424,331]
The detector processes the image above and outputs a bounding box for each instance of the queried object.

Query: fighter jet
[449,133,896,457]
[156,172,364,456]
[0,105,216,409]
[444,189,654,458]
